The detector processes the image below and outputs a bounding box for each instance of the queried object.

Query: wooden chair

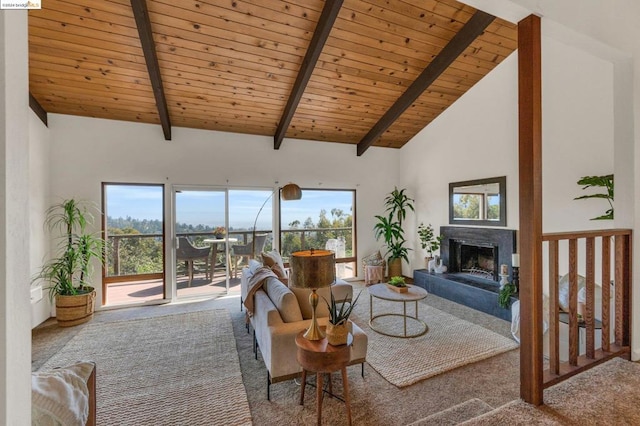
[176,237,211,286]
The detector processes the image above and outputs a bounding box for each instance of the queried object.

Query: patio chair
[176,237,211,286]
[231,234,267,278]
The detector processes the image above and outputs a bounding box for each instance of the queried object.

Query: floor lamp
[251,183,302,255]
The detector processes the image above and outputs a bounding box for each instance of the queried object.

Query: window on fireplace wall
[278,189,356,279]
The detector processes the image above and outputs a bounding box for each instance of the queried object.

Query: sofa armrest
[331,282,353,303]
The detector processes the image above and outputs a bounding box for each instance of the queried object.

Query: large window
[279,189,356,279]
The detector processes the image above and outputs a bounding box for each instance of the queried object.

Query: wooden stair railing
[542,229,631,388]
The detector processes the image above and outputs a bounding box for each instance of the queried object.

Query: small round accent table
[368,283,429,338]
[295,331,353,426]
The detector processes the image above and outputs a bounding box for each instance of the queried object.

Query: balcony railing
[105,227,354,279]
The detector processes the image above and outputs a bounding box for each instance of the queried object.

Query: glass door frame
[101,182,168,307]
[169,185,231,301]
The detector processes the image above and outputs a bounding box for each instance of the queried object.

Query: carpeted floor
[33,283,640,425]
[38,309,251,425]
[462,357,640,425]
[33,285,523,425]
[351,289,518,387]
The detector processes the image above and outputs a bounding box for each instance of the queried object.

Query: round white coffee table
[368,283,429,338]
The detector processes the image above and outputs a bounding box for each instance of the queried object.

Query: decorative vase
[427,258,437,273]
[424,256,433,270]
[215,233,224,239]
[388,258,402,279]
[55,287,96,327]
[326,322,349,346]
[435,259,447,274]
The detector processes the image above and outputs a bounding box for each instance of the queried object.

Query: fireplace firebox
[440,226,516,283]
[454,242,498,281]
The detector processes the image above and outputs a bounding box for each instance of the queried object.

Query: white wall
[400,51,519,268]
[0,10,31,425]
[47,115,400,307]
[469,0,640,362]
[401,36,615,271]
[29,111,51,327]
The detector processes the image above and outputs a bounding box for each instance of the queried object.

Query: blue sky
[105,185,353,230]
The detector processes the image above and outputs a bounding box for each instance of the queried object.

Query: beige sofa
[241,264,368,400]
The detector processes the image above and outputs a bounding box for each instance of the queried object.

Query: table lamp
[289,248,335,340]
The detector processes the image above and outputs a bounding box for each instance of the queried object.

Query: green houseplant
[388,276,406,287]
[374,187,414,278]
[498,282,517,309]
[574,174,614,220]
[35,199,105,326]
[324,291,361,346]
[417,223,443,268]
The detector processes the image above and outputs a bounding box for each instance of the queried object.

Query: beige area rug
[351,288,519,387]
[40,309,252,426]
[462,357,640,425]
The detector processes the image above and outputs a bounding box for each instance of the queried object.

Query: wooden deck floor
[104,269,241,307]
[104,262,356,306]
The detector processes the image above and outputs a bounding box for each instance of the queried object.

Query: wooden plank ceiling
[28,0,517,154]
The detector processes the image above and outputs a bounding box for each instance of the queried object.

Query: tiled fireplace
[414,226,517,320]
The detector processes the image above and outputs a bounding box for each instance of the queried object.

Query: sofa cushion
[290,286,332,319]
[263,278,303,323]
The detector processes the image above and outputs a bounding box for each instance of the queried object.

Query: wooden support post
[518,14,543,406]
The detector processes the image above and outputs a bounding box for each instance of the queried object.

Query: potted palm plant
[35,199,105,327]
[324,291,361,346]
[374,187,414,278]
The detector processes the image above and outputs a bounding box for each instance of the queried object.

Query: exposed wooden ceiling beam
[356,10,496,156]
[130,0,171,140]
[29,93,48,127]
[273,0,344,150]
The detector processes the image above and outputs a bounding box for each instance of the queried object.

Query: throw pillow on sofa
[262,250,288,283]
[558,273,587,312]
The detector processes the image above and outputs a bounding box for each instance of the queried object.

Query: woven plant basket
[387,258,402,279]
[55,288,96,327]
[326,322,349,346]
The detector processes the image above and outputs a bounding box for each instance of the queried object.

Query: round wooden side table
[295,330,353,426]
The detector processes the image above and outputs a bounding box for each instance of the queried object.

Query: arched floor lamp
[251,183,302,255]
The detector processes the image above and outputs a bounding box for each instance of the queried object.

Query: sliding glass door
[173,188,231,298]
[102,183,165,306]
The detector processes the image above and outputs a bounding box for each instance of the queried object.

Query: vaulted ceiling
[28,0,517,154]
